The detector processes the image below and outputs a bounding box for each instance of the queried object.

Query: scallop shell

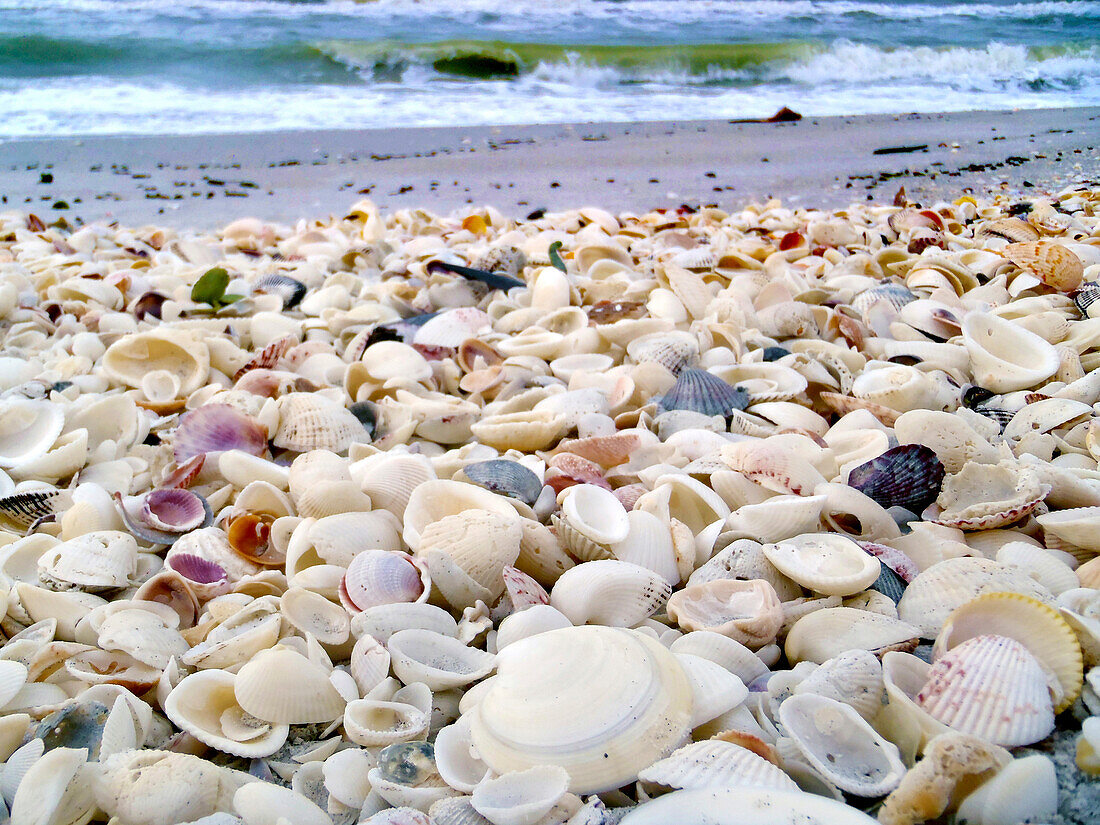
[172,404,268,463]
[402,479,521,550]
[845,444,944,514]
[639,739,798,792]
[659,369,749,417]
[933,461,1049,531]
[932,591,1082,713]
[666,579,783,649]
[1003,241,1084,292]
[897,557,1054,638]
[418,510,521,602]
[1035,505,1100,553]
[792,649,884,722]
[233,644,346,724]
[778,693,906,797]
[354,453,437,519]
[762,534,881,597]
[550,560,671,628]
[274,393,369,453]
[622,787,880,825]
[785,607,920,665]
[995,541,1079,595]
[916,635,1054,747]
[961,312,1060,394]
[343,699,430,747]
[340,550,430,613]
[469,625,693,794]
[0,398,64,469]
[554,484,630,561]
[164,668,289,758]
[626,331,700,374]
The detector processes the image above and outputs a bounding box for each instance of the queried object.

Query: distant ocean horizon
[1,0,1098,137]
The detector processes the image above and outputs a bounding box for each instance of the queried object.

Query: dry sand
[0,107,1097,229]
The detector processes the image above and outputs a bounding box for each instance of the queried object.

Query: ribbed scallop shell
[792,649,884,721]
[897,557,1054,638]
[1003,242,1084,292]
[470,626,693,794]
[353,452,436,519]
[555,484,630,561]
[659,369,749,416]
[626,331,700,374]
[164,669,288,758]
[274,393,369,453]
[0,399,64,469]
[417,510,522,600]
[550,559,671,627]
[402,478,520,551]
[917,635,1054,747]
[1036,506,1100,553]
[995,542,1079,595]
[140,488,206,532]
[762,533,881,597]
[171,403,268,463]
[933,591,1082,713]
[233,645,345,725]
[846,444,944,514]
[639,740,798,791]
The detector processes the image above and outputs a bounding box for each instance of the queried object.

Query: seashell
[281,585,350,645]
[1035,505,1100,553]
[172,404,268,463]
[340,549,430,614]
[226,512,284,568]
[1003,241,1084,292]
[0,487,69,530]
[460,460,542,506]
[387,629,495,690]
[793,648,883,722]
[897,557,1054,638]
[932,591,1081,713]
[469,625,693,794]
[471,410,565,452]
[233,781,332,825]
[274,393,369,453]
[954,753,1058,825]
[166,553,229,599]
[845,444,944,514]
[550,560,671,627]
[608,509,680,586]
[350,602,458,644]
[165,668,289,757]
[9,746,95,825]
[933,461,1049,531]
[961,312,1060,393]
[622,786,879,824]
[762,533,881,597]
[916,635,1054,746]
[640,738,798,793]
[553,484,629,561]
[471,765,570,825]
[434,714,491,793]
[995,541,1079,595]
[778,693,906,796]
[495,604,573,651]
[720,440,826,497]
[498,564,551,615]
[666,579,783,649]
[402,479,520,551]
[233,644,346,724]
[343,698,429,747]
[96,607,189,668]
[418,510,521,602]
[785,607,920,664]
[37,531,137,591]
[0,398,64,469]
[102,330,210,396]
[659,369,749,417]
[413,308,492,348]
[140,487,207,533]
[716,494,827,545]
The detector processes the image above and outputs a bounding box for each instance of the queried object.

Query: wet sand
[0,107,1098,229]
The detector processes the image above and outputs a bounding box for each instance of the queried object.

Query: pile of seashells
[0,185,1098,825]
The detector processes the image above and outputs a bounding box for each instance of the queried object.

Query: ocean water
[0,0,1098,137]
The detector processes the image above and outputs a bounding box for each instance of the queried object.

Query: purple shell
[158,455,205,489]
[172,403,268,463]
[659,369,750,417]
[141,488,206,532]
[846,444,944,514]
[859,541,919,583]
[115,490,213,545]
[167,553,228,585]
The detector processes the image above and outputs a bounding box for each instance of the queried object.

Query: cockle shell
[666,579,783,649]
[793,649,884,722]
[553,483,629,561]
[638,739,797,792]
[1036,505,1100,553]
[37,531,137,591]
[165,668,289,757]
[469,626,693,794]
[233,645,345,724]
[418,510,522,602]
[343,698,430,747]
[387,629,495,690]
[845,444,944,515]
[402,479,520,551]
[658,369,749,417]
[622,786,879,825]
[785,607,920,664]
[934,461,1049,531]
[762,533,881,597]
[550,559,670,628]
[8,745,95,825]
[1003,241,1084,292]
[471,765,570,825]
[961,312,1060,393]
[340,550,430,614]
[0,398,64,469]
[778,693,906,796]
[917,635,1054,747]
[274,393,369,453]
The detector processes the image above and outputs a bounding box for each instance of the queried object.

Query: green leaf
[548,241,566,273]
[191,267,229,305]
[218,294,244,305]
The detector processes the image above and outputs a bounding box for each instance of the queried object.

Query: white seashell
[785,607,920,665]
[994,541,1079,595]
[281,586,350,646]
[322,747,375,809]
[274,393,369,453]
[37,530,138,591]
[343,698,429,747]
[102,329,210,396]
[717,494,827,544]
[619,786,879,825]
[954,754,1057,825]
[234,781,333,825]
[94,749,237,825]
[350,633,392,695]
[638,739,798,792]
[233,645,346,724]
[0,399,64,469]
[340,550,430,613]
[351,602,459,644]
[961,311,1060,393]
[762,533,881,597]
[666,579,783,649]
[471,765,570,825]
[792,649,883,721]
[165,669,289,758]
[435,714,491,793]
[916,635,1054,747]
[403,479,520,551]
[469,626,693,794]
[674,652,749,728]
[550,560,671,628]
[778,693,906,797]
[555,484,629,560]
[669,631,770,686]
[9,746,94,825]
[495,604,573,652]
[353,453,437,520]
[417,510,522,602]
[387,629,495,690]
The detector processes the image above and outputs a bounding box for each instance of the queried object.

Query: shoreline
[1,107,1098,230]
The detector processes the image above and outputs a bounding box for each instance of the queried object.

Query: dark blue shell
[869,564,907,604]
[846,444,944,514]
[658,369,750,417]
[463,459,542,506]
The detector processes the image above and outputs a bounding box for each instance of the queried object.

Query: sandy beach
[1,106,1097,230]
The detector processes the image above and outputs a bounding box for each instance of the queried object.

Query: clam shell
[460,460,542,506]
[778,693,906,797]
[666,579,783,649]
[550,559,671,628]
[621,787,879,825]
[1035,505,1100,553]
[471,765,570,825]
[387,629,495,690]
[785,607,920,665]
[233,644,346,724]
[0,399,63,469]
[471,411,565,452]
[845,444,944,514]
[172,404,268,463]
[469,626,693,794]
[102,330,210,396]
[917,635,1054,747]
[343,698,429,747]
[961,312,1060,394]
[762,533,881,597]
[659,369,749,416]
[350,602,458,644]
[165,669,289,757]
[340,550,430,613]
[37,531,137,591]
[639,739,797,792]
